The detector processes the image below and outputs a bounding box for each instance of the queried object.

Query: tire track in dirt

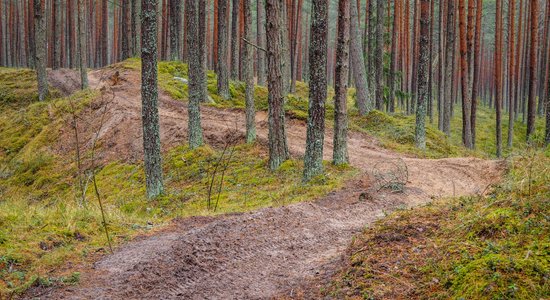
[39,69,504,299]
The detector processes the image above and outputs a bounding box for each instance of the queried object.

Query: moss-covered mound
[0,66,354,296]
[325,150,549,299]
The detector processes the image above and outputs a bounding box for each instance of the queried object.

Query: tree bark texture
[141,0,164,198]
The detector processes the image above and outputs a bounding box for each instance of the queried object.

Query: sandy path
[39,69,503,299]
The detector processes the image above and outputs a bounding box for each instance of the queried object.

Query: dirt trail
[40,69,503,299]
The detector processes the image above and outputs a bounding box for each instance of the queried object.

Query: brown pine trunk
[443,0,456,136]
[266,0,289,170]
[526,0,538,140]
[438,0,446,130]
[77,0,88,89]
[349,0,371,114]
[458,0,472,148]
[34,0,48,101]
[256,0,266,85]
[495,0,503,157]
[388,0,399,113]
[507,0,516,147]
[217,0,230,99]
[333,0,350,165]
[471,0,483,148]
[101,0,107,66]
[230,0,240,79]
[416,0,431,149]
[52,0,61,69]
[121,0,131,60]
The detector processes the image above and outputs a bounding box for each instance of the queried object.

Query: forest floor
[25,68,504,299]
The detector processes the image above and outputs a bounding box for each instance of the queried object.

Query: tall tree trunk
[186,0,204,148]
[333,0,350,165]
[438,0,446,130]
[101,0,108,66]
[507,0,516,147]
[243,0,256,142]
[168,0,181,60]
[458,0,472,148]
[256,0,266,86]
[526,0,538,140]
[34,0,48,101]
[349,0,371,115]
[217,0,230,99]
[198,0,208,101]
[410,0,419,114]
[230,0,240,79]
[131,0,139,56]
[303,0,328,182]
[366,0,376,100]
[77,0,88,89]
[471,0,482,148]
[121,0,131,60]
[442,0,456,136]
[374,0,385,110]
[416,0,430,149]
[266,0,289,170]
[141,0,164,198]
[289,0,303,93]
[52,0,61,69]
[495,0,503,157]
[67,0,74,68]
[388,0,399,113]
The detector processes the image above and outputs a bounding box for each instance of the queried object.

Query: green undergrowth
[325,150,549,299]
[0,66,354,297]
[115,59,546,159]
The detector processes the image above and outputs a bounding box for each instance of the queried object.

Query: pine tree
[458,0,473,148]
[121,0,131,60]
[186,0,204,149]
[303,0,328,182]
[507,0,516,148]
[34,0,48,101]
[442,0,456,136]
[169,0,182,61]
[217,0,230,99]
[388,0,399,113]
[230,0,240,79]
[266,0,289,170]
[471,0,483,148]
[101,0,108,66]
[333,0,350,165]
[141,0,164,198]
[349,0,371,115]
[52,0,61,69]
[374,0,385,110]
[77,0,88,89]
[526,0,538,140]
[243,0,256,143]
[416,0,431,149]
[495,0,503,157]
[256,0,266,86]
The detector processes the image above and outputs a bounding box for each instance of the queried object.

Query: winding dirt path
[41,69,503,299]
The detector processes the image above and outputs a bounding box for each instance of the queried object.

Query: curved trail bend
[42,69,503,299]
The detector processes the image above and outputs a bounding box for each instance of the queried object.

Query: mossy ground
[116,59,547,159]
[0,66,354,297]
[324,150,549,299]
